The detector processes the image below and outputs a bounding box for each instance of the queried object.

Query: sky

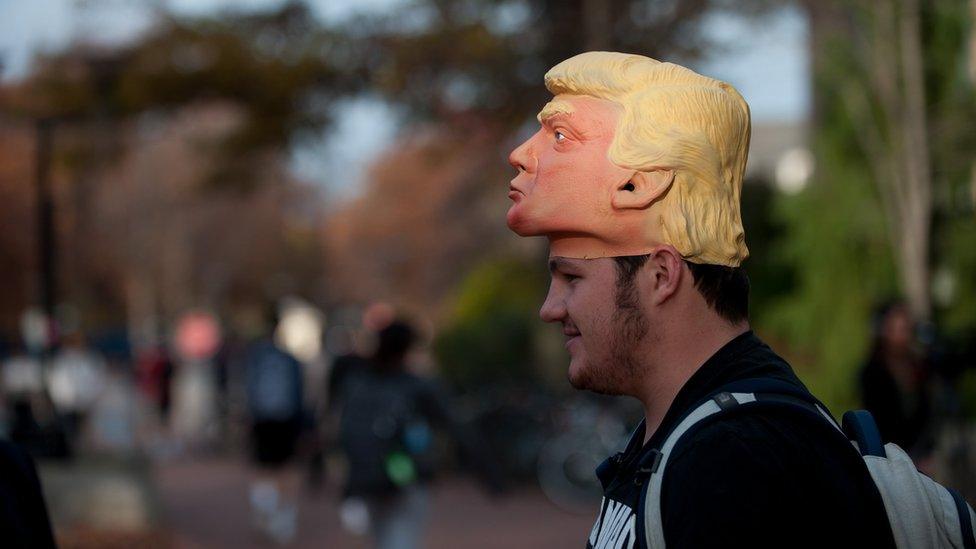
[0,0,809,201]
[695,7,809,123]
[0,0,404,79]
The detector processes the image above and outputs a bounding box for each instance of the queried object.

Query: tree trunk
[827,0,934,321]
[896,0,932,321]
[969,0,976,209]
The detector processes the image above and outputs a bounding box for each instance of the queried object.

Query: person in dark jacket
[859,301,935,459]
[505,51,895,547]
[336,318,503,549]
[245,306,305,544]
[0,439,57,548]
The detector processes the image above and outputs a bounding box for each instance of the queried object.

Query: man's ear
[611,169,674,210]
[646,245,685,306]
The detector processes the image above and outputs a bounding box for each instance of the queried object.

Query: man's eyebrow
[548,257,576,274]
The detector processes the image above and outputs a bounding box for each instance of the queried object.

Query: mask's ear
[612,169,674,210]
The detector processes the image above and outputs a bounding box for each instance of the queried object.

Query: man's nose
[539,282,566,324]
[508,135,537,174]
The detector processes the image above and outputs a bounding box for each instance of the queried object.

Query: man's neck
[639,321,750,445]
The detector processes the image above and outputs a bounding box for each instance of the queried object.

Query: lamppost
[35,117,57,337]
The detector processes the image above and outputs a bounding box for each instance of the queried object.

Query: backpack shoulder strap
[717,377,843,432]
[949,487,976,549]
[641,377,976,549]
[841,409,886,457]
[641,378,842,549]
[641,389,756,548]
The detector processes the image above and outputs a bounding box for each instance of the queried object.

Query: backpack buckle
[632,449,663,486]
[637,449,663,476]
[713,391,739,411]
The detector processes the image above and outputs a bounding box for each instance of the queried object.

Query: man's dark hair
[612,255,750,324]
[373,319,418,368]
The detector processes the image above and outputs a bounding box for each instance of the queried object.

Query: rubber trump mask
[506,51,752,267]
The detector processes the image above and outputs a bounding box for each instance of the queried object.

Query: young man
[507,52,896,547]
[245,307,305,544]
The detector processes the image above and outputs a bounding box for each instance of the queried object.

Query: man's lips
[564,328,581,349]
[508,186,524,201]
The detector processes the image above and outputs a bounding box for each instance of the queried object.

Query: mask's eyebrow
[537,100,575,126]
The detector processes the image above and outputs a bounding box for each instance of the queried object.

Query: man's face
[507,95,634,237]
[540,256,651,395]
[882,306,913,350]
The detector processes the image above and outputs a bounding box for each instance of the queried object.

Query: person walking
[0,438,57,549]
[860,301,936,464]
[335,318,502,549]
[245,306,305,545]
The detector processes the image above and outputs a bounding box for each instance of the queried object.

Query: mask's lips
[508,183,525,201]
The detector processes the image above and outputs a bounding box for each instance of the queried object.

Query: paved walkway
[155,458,596,548]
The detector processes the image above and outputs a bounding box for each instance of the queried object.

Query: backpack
[338,371,434,496]
[630,377,976,549]
[246,342,303,422]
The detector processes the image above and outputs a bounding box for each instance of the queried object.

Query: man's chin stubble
[568,315,651,396]
[568,359,631,396]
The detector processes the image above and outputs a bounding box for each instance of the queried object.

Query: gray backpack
[638,378,976,549]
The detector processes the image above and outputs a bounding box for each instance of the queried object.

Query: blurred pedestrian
[326,324,371,415]
[2,345,69,459]
[245,305,305,545]
[45,332,106,444]
[1,348,44,401]
[0,438,57,549]
[136,342,175,426]
[859,301,936,461]
[336,318,502,549]
[304,323,370,492]
[170,311,223,449]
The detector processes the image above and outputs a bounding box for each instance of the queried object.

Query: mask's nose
[508,134,537,175]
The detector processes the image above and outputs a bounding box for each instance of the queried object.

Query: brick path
[155,458,596,548]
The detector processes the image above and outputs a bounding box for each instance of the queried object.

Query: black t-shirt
[586,330,896,549]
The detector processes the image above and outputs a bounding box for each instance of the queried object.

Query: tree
[0,3,345,339]
[347,0,769,127]
[768,0,976,411]
[837,0,932,321]
[5,2,346,190]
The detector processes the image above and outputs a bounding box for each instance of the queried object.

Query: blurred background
[0,0,974,547]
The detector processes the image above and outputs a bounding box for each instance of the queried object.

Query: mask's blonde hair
[544,51,751,266]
